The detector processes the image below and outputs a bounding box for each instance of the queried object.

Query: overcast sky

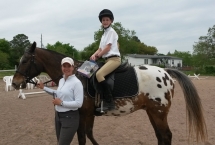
[0,0,214,54]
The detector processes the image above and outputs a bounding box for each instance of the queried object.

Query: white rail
[18,89,45,99]
[0,66,17,72]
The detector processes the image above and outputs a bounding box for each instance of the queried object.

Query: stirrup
[96,101,108,113]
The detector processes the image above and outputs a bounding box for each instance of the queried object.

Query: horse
[12,42,207,145]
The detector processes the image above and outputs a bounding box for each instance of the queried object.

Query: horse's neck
[37,49,63,84]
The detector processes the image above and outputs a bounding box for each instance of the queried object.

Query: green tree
[113,22,144,55]
[132,36,141,43]
[46,41,80,60]
[0,39,11,69]
[169,50,193,66]
[80,42,98,60]
[193,25,215,67]
[0,51,9,69]
[139,43,158,55]
[10,34,31,66]
[0,39,10,54]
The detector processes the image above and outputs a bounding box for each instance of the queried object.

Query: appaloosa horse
[12,42,207,145]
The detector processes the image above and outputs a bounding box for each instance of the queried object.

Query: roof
[126,54,182,60]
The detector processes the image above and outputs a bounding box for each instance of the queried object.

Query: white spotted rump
[134,65,174,106]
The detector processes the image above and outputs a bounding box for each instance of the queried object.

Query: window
[144,59,148,64]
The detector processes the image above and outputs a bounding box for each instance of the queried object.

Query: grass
[0,71,16,79]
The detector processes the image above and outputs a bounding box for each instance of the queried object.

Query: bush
[204,66,215,74]
[195,69,203,75]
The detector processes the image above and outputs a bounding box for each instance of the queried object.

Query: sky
[0,0,214,54]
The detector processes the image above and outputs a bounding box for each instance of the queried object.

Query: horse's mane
[36,47,66,57]
[36,47,83,63]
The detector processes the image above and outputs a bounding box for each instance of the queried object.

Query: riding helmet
[98,9,114,23]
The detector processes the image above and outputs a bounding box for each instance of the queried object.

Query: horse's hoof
[96,107,108,112]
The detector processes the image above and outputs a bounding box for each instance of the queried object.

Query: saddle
[90,61,129,92]
[87,62,138,99]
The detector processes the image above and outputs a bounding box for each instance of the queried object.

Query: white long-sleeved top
[44,74,84,112]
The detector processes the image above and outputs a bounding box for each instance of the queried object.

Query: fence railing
[0,66,17,72]
[0,70,16,72]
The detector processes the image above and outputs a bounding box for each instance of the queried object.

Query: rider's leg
[96,57,121,82]
[96,57,121,111]
[100,80,115,110]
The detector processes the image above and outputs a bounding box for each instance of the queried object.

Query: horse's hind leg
[146,109,172,145]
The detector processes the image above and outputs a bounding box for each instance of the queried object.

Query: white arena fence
[0,65,17,72]
[0,70,16,72]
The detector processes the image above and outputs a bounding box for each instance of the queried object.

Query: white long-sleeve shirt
[44,74,84,112]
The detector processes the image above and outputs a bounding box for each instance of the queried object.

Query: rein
[42,75,62,86]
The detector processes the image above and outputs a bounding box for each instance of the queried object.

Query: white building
[125,54,183,67]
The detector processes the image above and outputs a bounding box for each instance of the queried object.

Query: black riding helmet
[98,9,114,23]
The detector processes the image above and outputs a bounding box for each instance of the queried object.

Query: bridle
[16,51,62,86]
[16,51,40,85]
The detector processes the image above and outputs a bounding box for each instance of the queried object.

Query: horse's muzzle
[12,82,26,90]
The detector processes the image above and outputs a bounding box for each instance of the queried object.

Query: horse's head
[12,42,43,89]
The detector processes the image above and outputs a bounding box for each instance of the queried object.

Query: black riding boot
[96,81,115,112]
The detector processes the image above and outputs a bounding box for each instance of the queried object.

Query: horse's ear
[29,42,36,53]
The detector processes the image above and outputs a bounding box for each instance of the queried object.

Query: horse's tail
[165,68,207,142]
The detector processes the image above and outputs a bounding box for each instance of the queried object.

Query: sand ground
[0,76,214,145]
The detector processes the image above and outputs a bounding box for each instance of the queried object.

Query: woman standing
[37,57,84,145]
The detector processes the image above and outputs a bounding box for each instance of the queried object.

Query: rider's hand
[95,54,100,59]
[90,54,96,61]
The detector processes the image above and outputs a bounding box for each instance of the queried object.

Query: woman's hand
[53,98,62,106]
[37,81,44,89]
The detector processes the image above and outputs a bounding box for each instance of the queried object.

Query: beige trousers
[96,57,121,82]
